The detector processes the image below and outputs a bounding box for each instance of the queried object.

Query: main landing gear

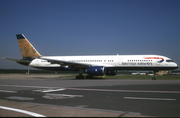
[76,75,85,79]
[75,69,93,79]
[76,69,85,79]
[75,75,94,79]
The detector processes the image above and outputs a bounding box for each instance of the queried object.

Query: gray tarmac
[0,74,180,117]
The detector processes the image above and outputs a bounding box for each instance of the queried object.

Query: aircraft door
[118,57,123,65]
[156,61,160,65]
[36,59,39,65]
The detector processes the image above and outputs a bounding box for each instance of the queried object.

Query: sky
[0,0,180,69]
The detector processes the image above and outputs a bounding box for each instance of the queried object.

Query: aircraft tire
[152,77,156,80]
[76,75,85,79]
[86,75,93,79]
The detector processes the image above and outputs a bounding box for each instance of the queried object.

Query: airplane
[2,34,179,80]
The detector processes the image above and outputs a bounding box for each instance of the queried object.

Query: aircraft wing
[40,57,91,69]
[2,57,31,63]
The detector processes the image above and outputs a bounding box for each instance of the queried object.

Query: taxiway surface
[0,74,180,117]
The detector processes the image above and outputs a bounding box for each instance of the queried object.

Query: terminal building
[156,71,169,75]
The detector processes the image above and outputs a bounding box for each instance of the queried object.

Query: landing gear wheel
[86,75,93,79]
[76,76,85,79]
[152,70,158,80]
[152,77,156,80]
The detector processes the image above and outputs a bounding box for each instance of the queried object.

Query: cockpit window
[166,60,173,62]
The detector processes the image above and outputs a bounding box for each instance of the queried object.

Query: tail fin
[16,34,42,60]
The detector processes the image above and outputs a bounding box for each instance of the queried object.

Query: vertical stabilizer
[16,34,42,60]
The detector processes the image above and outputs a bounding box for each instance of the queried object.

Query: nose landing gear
[152,70,158,80]
[152,76,156,80]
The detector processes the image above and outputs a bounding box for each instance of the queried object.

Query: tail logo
[31,47,37,54]
[17,34,41,58]
[24,43,30,54]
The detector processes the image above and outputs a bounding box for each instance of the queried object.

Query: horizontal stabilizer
[2,57,31,63]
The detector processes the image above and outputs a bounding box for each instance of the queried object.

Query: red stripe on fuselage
[144,57,164,60]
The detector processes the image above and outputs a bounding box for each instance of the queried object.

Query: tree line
[0,69,77,74]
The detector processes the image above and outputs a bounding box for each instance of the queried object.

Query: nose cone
[175,63,179,69]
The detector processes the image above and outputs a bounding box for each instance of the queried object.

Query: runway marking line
[45,93,83,97]
[0,84,56,89]
[33,88,65,92]
[6,96,35,101]
[0,106,46,117]
[63,87,180,94]
[124,97,176,101]
[1,84,180,94]
[0,90,17,93]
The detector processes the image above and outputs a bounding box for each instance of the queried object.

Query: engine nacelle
[105,70,117,76]
[87,66,106,76]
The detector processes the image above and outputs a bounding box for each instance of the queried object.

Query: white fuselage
[29,55,178,71]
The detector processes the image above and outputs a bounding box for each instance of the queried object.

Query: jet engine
[87,66,106,76]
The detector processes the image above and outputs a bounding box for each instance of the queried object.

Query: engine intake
[87,66,106,76]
